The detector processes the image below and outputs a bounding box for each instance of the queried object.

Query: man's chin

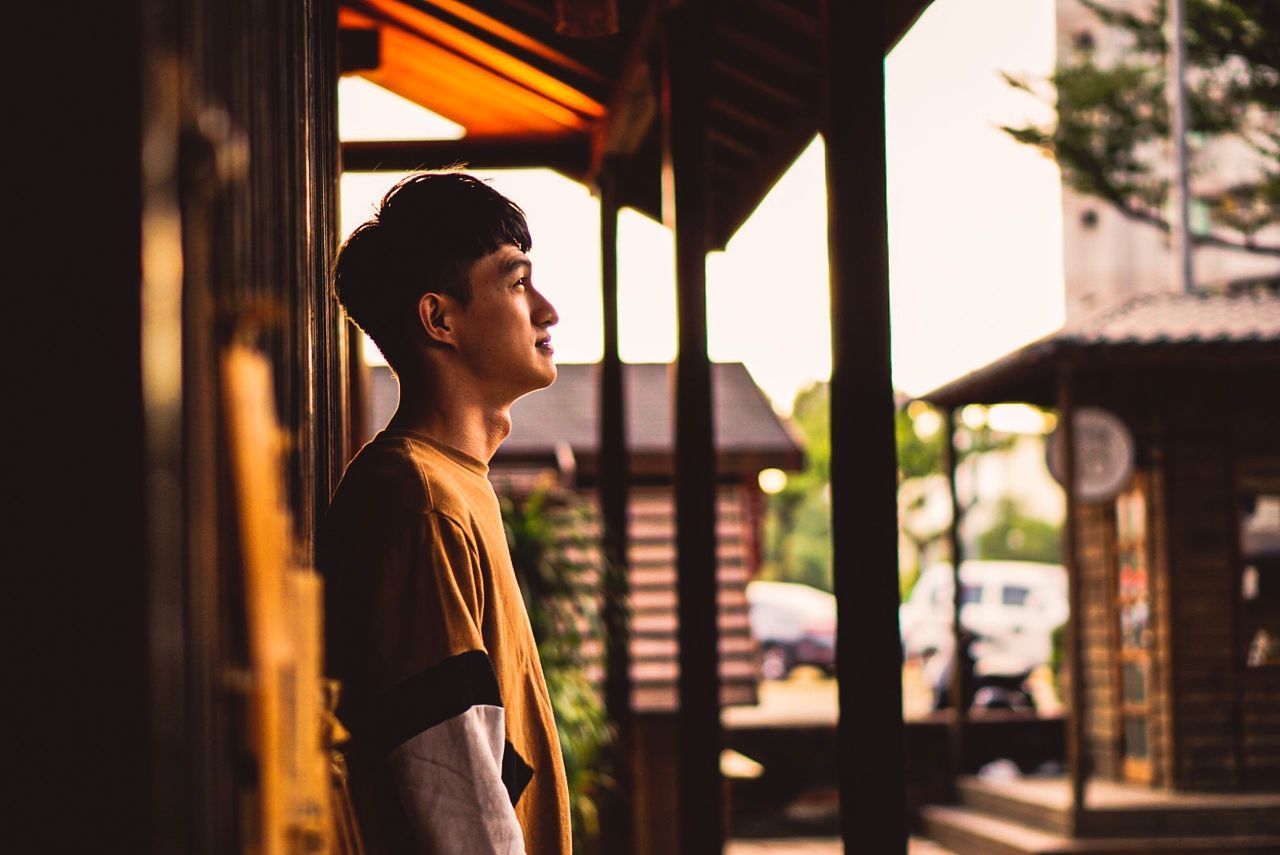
[523,360,557,392]
[512,364,556,404]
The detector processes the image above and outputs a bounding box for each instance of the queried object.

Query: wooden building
[918,289,1280,853]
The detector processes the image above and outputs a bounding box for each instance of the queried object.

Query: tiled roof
[499,362,803,462]
[1063,291,1280,345]
[920,289,1280,408]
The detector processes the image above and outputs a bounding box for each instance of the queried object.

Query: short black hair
[333,171,532,368]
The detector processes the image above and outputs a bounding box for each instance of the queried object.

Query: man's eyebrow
[502,256,532,276]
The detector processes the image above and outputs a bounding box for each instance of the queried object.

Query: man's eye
[514,277,527,290]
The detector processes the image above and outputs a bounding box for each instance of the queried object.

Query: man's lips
[536,336,554,354]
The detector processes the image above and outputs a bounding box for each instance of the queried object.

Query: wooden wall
[1166,438,1240,787]
[629,484,760,712]
[487,470,766,712]
[158,0,345,846]
[1072,357,1280,792]
[1076,500,1122,780]
[1148,462,1176,788]
[1075,468,1177,786]
[1233,372,1280,789]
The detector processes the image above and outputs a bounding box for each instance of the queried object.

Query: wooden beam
[945,408,967,783]
[1057,363,1089,830]
[591,0,664,176]
[555,0,619,37]
[709,123,811,250]
[885,0,935,52]
[663,1,724,852]
[360,23,590,134]
[340,135,591,175]
[709,96,778,136]
[339,26,381,73]
[707,129,759,166]
[415,0,609,82]
[821,0,909,852]
[710,58,807,111]
[744,0,820,39]
[597,155,636,855]
[717,19,817,80]
[354,0,606,116]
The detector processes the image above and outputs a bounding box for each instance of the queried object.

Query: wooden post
[1057,363,1088,828]
[820,0,908,851]
[662,1,724,853]
[1166,0,1195,294]
[598,155,635,855]
[944,409,967,781]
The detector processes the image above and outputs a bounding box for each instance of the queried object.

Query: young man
[318,172,570,854]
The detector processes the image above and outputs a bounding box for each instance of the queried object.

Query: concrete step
[919,805,1280,855]
[956,777,1069,835]
[956,776,1280,838]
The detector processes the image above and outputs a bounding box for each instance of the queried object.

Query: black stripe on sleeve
[501,741,534,806]
[365,650,502,754]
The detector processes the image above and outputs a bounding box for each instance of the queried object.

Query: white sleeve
[387,704,526,854]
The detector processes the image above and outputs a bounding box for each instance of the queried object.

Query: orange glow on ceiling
[343,0,604,138]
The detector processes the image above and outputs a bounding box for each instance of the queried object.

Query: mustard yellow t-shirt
[319,429,572,854]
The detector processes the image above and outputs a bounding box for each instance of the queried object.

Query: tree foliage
[976,498,1063,565]
[763,382,834,591]
[1003,0,1280,254]
[501,487,611,849]
[897,407,944,482]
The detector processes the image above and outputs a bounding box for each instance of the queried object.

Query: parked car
[900,560,1067,708]
[746,580,837,680]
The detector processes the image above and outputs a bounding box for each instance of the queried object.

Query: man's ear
[417,292,456,348]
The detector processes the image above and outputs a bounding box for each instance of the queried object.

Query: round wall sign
[1046,407,1135,503]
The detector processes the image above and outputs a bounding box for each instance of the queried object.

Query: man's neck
[388,383,512,464]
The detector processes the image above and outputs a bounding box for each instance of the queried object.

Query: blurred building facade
[1055,0,1280,323]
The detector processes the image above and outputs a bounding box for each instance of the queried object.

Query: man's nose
[536,290,559,328]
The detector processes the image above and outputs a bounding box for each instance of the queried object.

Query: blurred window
[960,584,982,605]
[1239,464,1280,670]
[1116,478,1153,782]
[1001,585,1030,607]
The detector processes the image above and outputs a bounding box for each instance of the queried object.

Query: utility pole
[1167,0,1195,293]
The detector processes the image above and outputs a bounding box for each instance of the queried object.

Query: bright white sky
[338,0,1065,413]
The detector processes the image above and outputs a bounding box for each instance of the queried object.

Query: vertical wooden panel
[662,1,723,852]
[598,155,636,855]
[944,409,967,780]
[307,0,350,525]
[821,0,908,850]
[1058,366,1088,828]
[170,0,344,846]
[1148,450,1176,788]
[1168,440,1239,786]
[1079,501,1120,779]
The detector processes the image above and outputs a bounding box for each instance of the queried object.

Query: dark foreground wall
[12,1,344,850]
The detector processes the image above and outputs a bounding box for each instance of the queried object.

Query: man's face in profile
[451,243,559,402]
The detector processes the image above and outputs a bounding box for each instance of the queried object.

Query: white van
[900,560,1068,682]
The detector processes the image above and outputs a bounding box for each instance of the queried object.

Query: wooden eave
[920,337,1280,410]
[339,0,936,247]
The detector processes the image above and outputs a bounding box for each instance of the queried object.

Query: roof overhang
[920,337,1280,410]
[921,291,1280,408]
[338,0,938,248]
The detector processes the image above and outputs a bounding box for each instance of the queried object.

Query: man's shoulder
[327,434,477,525]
